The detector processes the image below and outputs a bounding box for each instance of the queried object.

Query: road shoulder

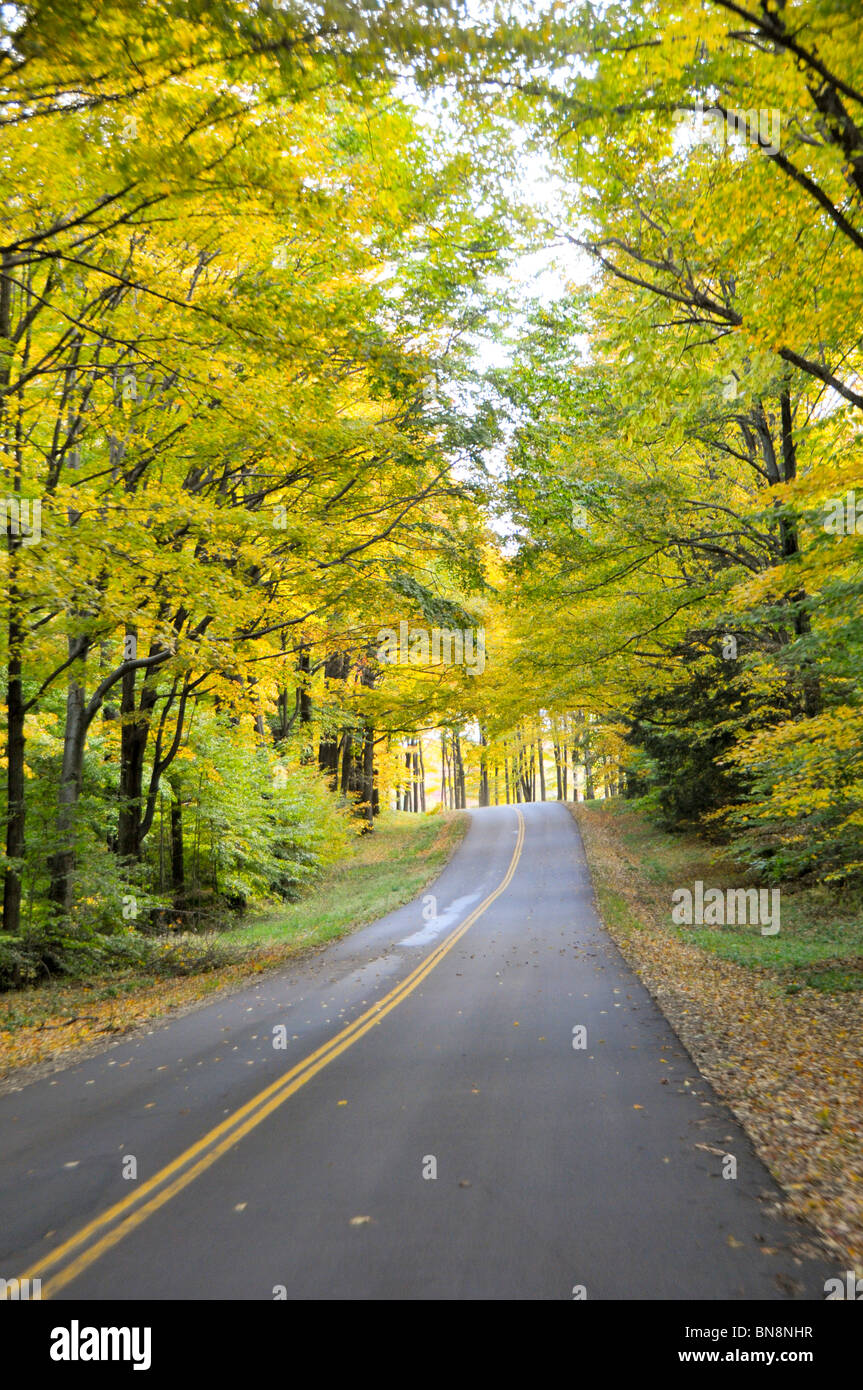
[571,798,863,1272]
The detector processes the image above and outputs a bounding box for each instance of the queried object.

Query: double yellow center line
[20,809,525,1299]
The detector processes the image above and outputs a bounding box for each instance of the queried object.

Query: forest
[1,0,861,987]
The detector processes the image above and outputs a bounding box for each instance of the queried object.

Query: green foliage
[168,719,354,910]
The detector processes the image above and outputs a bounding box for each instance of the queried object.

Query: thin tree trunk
[297,643,312,724]
[361,726,376,829]
[779,384,821,716]
[1,257,24,934]
[47,637,90,913]
[478,727,490,807]
[318,652,349,783]
[582,733,594,800]
[3,588,25,933]
[170,792,184,910]
[117,633,159,862]
[453,731,466,809]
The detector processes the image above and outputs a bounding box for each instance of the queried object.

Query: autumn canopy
[0,0,861,977]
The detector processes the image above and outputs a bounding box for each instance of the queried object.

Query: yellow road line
[20,809,526,1299]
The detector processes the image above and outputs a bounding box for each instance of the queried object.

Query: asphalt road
[0,803,834,1300]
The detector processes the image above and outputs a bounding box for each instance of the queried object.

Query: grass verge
[572,797,863,1271]
[0,810,469,1086]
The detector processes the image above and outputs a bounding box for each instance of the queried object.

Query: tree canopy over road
[1,0,861,980]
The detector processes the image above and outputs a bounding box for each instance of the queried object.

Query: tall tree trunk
[582,734,595,800]
[519,736,531,802]
[318,652,349,784]
[553,739,563,800]
[297,643,312,724]
[275,688,290,741]
[779,384,821,717]
[453,731,466,809]
[478,727,490,807]
[47,637,90,914]
[1,256,24,934]
[170,788,185,911]
[3,585,25,934]
[117,650,157,862]
[361,726,376,829]
[537,738,546,801]
[340,731,354,797]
